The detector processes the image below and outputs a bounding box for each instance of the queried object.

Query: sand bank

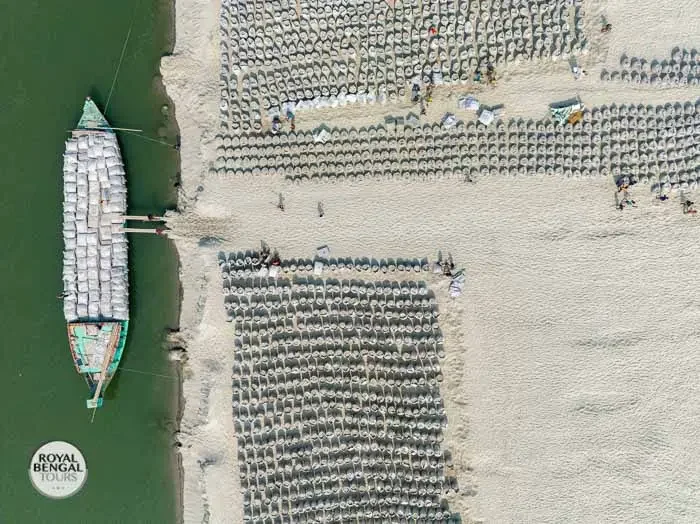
[167,173,700,523]
[162,0,700,520]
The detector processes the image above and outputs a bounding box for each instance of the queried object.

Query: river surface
[0,1,180,521]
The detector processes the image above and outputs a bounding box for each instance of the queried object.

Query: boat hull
[62,98,130,408]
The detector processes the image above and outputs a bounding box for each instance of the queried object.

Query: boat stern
[67,321,128,408]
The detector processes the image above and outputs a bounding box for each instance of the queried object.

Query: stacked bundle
[220,251,431,281]
[211,99,700,185]
[62,132,129,322]
[601,47,699,86]
[221,267,458,523]
[218,0,585,127]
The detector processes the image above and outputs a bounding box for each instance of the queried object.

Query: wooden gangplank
[121,215,165,221]
[120,227,167,235]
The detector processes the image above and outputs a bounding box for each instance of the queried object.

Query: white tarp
[449,271,466,298]
[478,109,495,126]
[550,102,584,125]
[442,113,458,129]
[458,95,480,111]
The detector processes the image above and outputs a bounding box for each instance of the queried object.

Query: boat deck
[67,322,122,374]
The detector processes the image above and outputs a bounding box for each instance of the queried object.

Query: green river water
[0,1,181,522]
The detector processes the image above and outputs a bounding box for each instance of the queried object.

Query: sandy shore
[162,0,700,521]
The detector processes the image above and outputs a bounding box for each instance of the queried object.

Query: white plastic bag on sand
[442,113,458,129]
[458,95,480,111]
[478,109,495,126]
[449,271,466,298]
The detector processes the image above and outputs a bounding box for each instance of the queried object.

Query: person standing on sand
[318,201,324,217]
[277,193,285,212]
[411,83,421,103]
[572,65,586,80]
[271,115,282,134]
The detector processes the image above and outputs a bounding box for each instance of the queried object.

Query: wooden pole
[99,126,144,132]
[121,215,165,221]
[89,326,121,421]
[68,127,144,133]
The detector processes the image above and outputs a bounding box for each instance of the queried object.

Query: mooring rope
[120,129,176,148]
[104,2,140,113]
[116,366,232,391]
[117,366,179,380]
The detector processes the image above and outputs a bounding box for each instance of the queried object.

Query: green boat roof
[76,97,111,131]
